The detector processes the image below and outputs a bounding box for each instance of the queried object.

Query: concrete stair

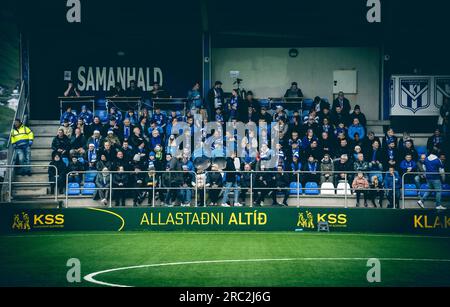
[10,120,61,202]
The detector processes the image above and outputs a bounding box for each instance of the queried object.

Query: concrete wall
[212,47,381,120]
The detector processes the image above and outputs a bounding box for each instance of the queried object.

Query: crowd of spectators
[47,81,449,209]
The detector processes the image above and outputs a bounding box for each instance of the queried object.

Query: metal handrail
[65,170,197,208]
[203,170,393,208]
[61,168,410,209]
[0,164,58,202]
[1,81,29,202]
[59,96,96,117]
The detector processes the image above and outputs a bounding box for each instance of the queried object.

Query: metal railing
[401,171,450,209]
[1,81,29,202]
[62,169,401,209]
[106,97,142,116]
[59,96,96,117]
[64,170,197,208]
[203,170,394,208]
[0,164,58,202]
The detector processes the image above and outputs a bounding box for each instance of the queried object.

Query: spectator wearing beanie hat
[350,105,367,127]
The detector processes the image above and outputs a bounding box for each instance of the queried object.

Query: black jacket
[332,98,351,114]
[206,172,223,187]
[52,135,71,154]
[48,160,67,180]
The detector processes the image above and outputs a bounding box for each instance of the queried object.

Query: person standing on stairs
[10,118,34,176]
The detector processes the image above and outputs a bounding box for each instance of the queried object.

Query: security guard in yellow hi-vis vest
[10,118,34,176]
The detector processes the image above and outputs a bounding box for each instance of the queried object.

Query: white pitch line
[83,257,450,287]
[2,232,450,240]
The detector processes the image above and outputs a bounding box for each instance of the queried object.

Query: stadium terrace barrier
[152,98,189,114]
[59,96,95,117]
[1,206,449,235]
[203,170,394,208]
[65,170,198,208]
[63,170,410,209]
[106,97,143,116]
[0,164,58,202]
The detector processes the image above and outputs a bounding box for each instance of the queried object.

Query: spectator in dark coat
[113,166,129,206]
[206,164,223,206]
[207,81,225,119]
[48,153,67,195]
[426,128,445,155]
[271,166,291,206]
[334,154,353,185]
[349,105,367,127]
[332,91,351,115]
[52,128,71,158]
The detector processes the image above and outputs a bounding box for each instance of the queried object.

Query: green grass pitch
[0,232,449,287]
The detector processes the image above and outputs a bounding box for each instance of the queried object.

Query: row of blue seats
[403,183,450,198]
[66,181,326,196]
[67,181,450,198]
[84,98,326,123]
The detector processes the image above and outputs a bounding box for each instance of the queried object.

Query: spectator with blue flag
[78,105,93,125]
[60,106,77,128]
[119,118,134,142]
[124,109,138,126]
[151,107,167,129]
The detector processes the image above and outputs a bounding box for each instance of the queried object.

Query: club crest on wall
[399,78,430,114]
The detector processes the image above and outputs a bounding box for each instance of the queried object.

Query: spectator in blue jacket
[78,105,93,126]
[417,150,446,210]
[60,106,77,127]
[348,118,366,140]
[383,166,401,208]
[399,154,417,183]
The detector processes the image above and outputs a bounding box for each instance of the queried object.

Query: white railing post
[393,172,396,209]
[401,173,405,210]
[344,173,348,209]
[204,171,207,207]
[109,172,112,208]
[152,173,156,208]
[8,168,12,202]
[194,171,198,207]
[54,166,58,202]
[65,172,69,208]
[250,172,253,207]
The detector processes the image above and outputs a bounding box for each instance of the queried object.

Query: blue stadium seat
[67,183,80,195]
[403,183,418,197]
[78,157,85,164]
[62,157,69,167]
[416,146,427,156]
[441,184,450,198]
[303,98,314,109]
[304,182,320,195]
[289,182,302,195]
[96,99,107,110]
[84,171,97,183]
[82,183,96,195]
[96,110,108,123]
[259,99,270,108]
[419,184,434,197]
